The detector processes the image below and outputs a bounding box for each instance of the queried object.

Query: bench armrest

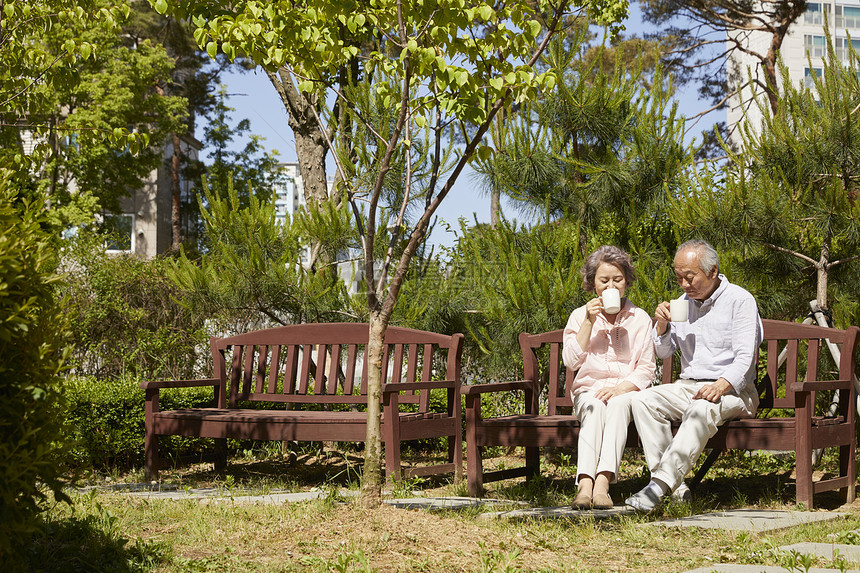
[789,379,854,393]
[462,380,537,396]
[382,380,456,393]
[140,378,220,390]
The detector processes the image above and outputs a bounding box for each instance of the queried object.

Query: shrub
[59,236,209,381]
[64,375,214,470]
[0,180,72,563]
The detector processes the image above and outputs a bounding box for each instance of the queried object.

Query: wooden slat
[391,344,404,385]
[806,338,820,410]
[267,345,280,393]
[327,344,341,395]
[242,344,255,395]
[343,344,358,395]
[360,346,369,395]
[763,339,779,408]
[298,345,312,394]
[380,344,390,384]
[229,346,243,407]
[548,342,561,415]
[255,345,269,393]
[421,344,433,381]
[314,343,327,394]
[416,344,431,412]
[406,343,419,384]
[283,345,298,395]
[784,339,799,401]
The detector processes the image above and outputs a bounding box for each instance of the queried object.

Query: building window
[804,67,823,86]
[104,213,134,252]
[804,35,828,59]
[836,5,860,29]
[835,36,860,60]
[805,3,824,25]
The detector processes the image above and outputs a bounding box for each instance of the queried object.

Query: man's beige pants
[630,379,754,492]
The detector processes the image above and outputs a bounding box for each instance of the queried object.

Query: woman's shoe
[592,492,613,509]
[571,491,592,509]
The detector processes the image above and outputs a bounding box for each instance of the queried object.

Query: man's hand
[654,301,671,336]
[693,378,733,403]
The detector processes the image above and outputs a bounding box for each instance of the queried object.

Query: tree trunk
[762,1,808,114]
[817,239,830,310]
[170,132,183,252]
[490,185,500,227]
[266,68,330,207]
[360,311,388,507]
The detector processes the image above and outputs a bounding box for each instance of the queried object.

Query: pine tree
[474,33,691,257]
[671,33,860,326]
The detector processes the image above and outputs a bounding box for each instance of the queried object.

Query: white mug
[601,288,621,314]
[670,298,689,322]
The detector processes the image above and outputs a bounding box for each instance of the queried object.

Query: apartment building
[726,0,860,146]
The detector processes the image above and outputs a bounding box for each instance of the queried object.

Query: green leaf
[477,5,494,21]
[206,41,218,59]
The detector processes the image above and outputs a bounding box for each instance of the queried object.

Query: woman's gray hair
[581,245,636,292]
[677,239,719,274]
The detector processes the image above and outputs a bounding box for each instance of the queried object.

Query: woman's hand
[594,381,637,404]
[584,297,604,323]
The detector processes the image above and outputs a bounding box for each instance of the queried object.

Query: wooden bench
[142,323,464,482]
[464,319,858,506]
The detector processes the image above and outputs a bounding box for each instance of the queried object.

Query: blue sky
[212,2,722,249]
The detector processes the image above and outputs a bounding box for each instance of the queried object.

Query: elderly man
[625,239,762,512]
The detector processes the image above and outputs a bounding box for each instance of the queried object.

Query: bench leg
[144,429,159,481]
[524,446,540,480]
[796,444,814,508]
[466,442,484,497]
[840,443,856,503]
[214,438,227,473]
[449,431,463,483]
[690,448,722,490]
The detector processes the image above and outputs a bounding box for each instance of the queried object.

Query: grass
[19,445,860,572]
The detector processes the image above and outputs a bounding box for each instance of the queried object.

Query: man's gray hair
[677,239,719,274]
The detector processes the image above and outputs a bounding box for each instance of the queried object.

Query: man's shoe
[671,482,691,503]
[625,486,663,512]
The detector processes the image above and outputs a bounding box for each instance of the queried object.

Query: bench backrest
[210,323,464,409]
[520,320,859,416]
[757,319,858,411]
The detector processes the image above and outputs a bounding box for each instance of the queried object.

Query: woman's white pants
[572,391,635,483]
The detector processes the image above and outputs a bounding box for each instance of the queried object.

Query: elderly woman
[562,245,656,509]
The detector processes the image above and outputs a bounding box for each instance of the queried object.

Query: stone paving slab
[779,542,860,563]
[477,504,635,521]
[385,496,522,511]
[681,565,860,573]
[652,510,847,532]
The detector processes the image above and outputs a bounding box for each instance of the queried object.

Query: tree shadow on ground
[18,513,170,572]
[156,444,457,491]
